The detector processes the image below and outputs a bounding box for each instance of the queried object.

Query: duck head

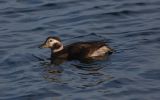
[40,36,64,52]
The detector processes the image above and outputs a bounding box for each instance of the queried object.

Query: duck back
[67,41,112,60]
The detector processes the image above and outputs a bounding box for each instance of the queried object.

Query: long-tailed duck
[40,36,113,63]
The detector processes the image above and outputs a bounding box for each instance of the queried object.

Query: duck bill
[39,44,48,48]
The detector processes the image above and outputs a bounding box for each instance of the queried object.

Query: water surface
[0,0,160,100]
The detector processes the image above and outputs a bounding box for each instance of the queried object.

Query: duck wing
[66,41,113,59]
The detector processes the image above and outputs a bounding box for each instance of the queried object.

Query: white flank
[90,46,109,57]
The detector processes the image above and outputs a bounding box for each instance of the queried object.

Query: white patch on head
[90,46,110,57]
[48,39,59,46]
[48,38,63,52]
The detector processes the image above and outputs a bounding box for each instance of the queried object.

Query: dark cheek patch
[54,43,61,49]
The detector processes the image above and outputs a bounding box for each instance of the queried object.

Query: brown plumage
[40,36,113,63]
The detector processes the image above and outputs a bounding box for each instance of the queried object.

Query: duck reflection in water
[40,36,113,65]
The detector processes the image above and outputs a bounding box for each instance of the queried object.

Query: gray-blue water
[0,0,160,100]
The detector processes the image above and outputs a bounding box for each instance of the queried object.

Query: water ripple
[1,0,160,100]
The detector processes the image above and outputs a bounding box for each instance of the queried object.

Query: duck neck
[52,43,64,53]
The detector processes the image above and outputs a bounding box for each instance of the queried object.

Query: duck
[40,36,113,63]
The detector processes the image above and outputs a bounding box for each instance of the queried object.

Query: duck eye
[49,40,52,42]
